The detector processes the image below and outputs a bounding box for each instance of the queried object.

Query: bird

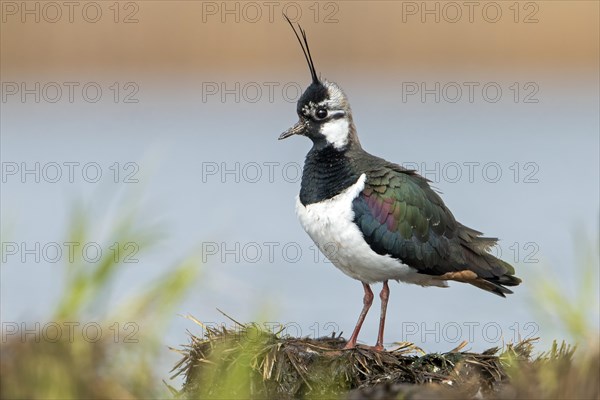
[278,16,522,351]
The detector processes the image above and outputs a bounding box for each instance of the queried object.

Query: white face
[318,81,352,149]
[300,96,350,149]
[319,116,350,149]
[293,80,353,149]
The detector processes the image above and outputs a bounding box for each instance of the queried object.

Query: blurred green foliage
[529,229,599,347]
[1,193,201,399]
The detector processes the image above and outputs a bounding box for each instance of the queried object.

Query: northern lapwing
[279,17,522,351]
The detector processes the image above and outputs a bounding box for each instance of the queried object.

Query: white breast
[295,174,446,286]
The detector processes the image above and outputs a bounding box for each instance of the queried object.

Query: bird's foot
[342,340,357,350]
[372,343,385,352]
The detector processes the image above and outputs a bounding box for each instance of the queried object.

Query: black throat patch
[299,145,360,206]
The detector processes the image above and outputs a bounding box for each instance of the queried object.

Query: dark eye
[315,108,328,119]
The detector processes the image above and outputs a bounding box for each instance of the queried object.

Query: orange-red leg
[374,280,390,351]
[343,283,373,349]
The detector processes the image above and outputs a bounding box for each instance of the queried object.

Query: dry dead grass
[172,317,599,399]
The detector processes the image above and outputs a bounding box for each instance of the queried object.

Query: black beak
[278,120,306,140]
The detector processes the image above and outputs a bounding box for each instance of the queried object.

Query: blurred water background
[1,0,598,387]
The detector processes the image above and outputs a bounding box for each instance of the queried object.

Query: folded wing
[352,166,521,296]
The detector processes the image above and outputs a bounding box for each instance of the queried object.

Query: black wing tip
[482,274,522,297]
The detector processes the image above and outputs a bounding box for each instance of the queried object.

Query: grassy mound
[171,318,598,399]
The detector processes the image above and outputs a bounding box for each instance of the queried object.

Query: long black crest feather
[283,13,320,84]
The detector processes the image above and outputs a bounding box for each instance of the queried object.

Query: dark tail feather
[472,274,522,297]
[463,247,522,297]
[454,223,522,296]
